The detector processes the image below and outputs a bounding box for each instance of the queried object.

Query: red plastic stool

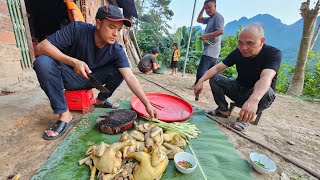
[65,89,95,114]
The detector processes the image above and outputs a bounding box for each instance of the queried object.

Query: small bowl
[249,152,276,174]
[174,152,197,174]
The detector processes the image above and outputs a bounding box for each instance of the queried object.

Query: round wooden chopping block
[96,109,137,134]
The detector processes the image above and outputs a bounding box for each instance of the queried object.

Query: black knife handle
[195,91,200,101]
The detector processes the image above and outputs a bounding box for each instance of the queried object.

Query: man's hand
[194,81,203,96]
[239,69,276,122]
[153,63,160,70]
[73,59,91,79]
[119,68,158,119]
[197,6,205,23]
[146,103,157,119]
[239,99,259,122]
[199,34,207,40]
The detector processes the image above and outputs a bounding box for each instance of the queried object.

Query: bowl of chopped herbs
[249,152,277,174]
[174,152,197,174]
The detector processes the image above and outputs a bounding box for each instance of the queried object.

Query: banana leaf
[32,101,251,180]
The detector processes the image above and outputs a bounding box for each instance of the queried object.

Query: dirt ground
[0,69,319,180]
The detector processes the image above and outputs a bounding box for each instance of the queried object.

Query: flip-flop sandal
[206,109,229,118]
[43,117,77,140]
[231,119,249,132]
[94,100,119,109]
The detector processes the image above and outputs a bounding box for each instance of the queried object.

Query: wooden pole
[182,0,197,77]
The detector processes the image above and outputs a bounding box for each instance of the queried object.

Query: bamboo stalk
[14,0,32,68]
[129,30,142,60]
[129,40,141,64]
[19,0,35,62]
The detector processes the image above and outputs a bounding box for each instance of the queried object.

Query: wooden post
[129,30,142,59]
[19,0,35,62]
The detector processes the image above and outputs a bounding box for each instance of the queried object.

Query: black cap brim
[106,17,132,27]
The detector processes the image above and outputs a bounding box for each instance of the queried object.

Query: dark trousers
[195,55,218,85]
[33,55,123,114]
[209,74,276,113]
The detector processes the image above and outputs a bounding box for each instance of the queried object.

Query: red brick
[0,31,16,44]
[84,0,101,23]
[81,6,86,21]
[0,1,9,15]
[1,16,13,31]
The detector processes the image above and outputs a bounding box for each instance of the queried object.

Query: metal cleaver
[87,73,110,93]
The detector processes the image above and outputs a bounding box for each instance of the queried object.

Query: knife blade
[87,73,110,93]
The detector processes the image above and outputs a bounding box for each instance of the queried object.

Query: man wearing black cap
[33,4,157,140]
[138,48,160,74]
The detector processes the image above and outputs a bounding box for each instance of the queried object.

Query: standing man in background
[192,0,224,88]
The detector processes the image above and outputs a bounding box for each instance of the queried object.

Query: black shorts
[170,61,178,68]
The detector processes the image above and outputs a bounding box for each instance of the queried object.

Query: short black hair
[172,43,179,49]
[151,48,159,54]
[204,0,216,5]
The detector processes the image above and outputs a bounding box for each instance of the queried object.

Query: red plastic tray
[130,93,193,122]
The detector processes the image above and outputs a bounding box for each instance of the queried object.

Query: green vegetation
[276,55,320,100]
[178,161,193,169]
[275,63,293,93]
[146,117,200,141]
[253,160,269,170]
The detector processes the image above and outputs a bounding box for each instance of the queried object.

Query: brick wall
[0,0,23,89]
[81,0,104,24]
[0,0,16,45]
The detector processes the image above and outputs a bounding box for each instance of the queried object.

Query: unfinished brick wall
[81,0,104,24]
[0,0,15,44]
[0,0,23,89]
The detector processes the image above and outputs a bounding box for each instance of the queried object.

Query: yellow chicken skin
[127,147,168,180]
[90,140,134,173]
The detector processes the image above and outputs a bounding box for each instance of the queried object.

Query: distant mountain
[222,14,320,64]
[186,25,203,33]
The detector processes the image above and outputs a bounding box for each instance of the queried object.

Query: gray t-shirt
[138,54,158,72]
[141,54,158,67]
[202,12,224,58]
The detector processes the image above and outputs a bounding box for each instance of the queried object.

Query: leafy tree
[135,0,174,58]
[172,26,202,73]
[171,26,200,50]
[179,50,202,74]
[136,23,163,54]
[276,63,294,93]
[287,0,320,96]
[220,26,241,57]
[219,26,242,78]
[302,52,320,98]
